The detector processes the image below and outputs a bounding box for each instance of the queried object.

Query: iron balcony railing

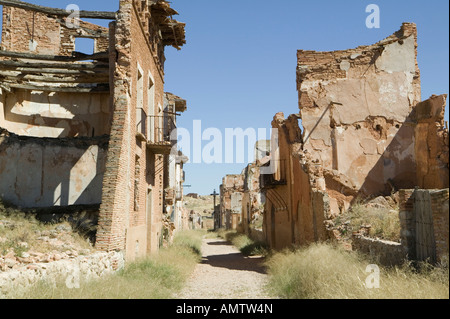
[148,115,176,144]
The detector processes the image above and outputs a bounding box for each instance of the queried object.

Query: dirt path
[176,237,274,299]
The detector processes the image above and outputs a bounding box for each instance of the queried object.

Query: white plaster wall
[0,141,106,208]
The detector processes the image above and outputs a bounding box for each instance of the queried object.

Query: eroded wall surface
[263,113,331,250]
[96,0,186,260]
[1,6,109,55]
[219,174,244,230]
[414,95,449,189]
[1,89,111,138]
[0,6,112,139]
[0,129,107,207]
[297,23,421,197]
[0,4,111,210]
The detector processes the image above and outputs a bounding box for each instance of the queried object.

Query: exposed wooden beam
[6,83,110,93]
[0,72,109,83]
[0,60,108,71]
[0,50,109,62]
[3,67,108,75]
[0,0,116,20]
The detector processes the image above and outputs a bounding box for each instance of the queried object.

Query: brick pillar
[430,189,449,263]
[399,189,416,260]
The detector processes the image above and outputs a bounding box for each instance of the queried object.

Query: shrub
[265,243,449,299]
[334,201,401,242]
[219,230,268,257]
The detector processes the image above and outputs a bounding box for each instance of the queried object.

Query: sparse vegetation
[265,243,449,299]
[218,230,268,257]
[13,230,204,299]
[334,198,401,242]
[0,199,93,259]
[184,195,215,217]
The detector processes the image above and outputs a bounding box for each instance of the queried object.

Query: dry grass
[14,230,204,299]
[218,230,268,257]
[334,201,401,242]
[0,200,92,257]
[265,243,449,299]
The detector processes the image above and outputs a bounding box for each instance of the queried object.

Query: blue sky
[1,1,449,195]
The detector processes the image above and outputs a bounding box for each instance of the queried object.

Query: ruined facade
[260,22,449,256]
[241,162,264,236]
[217,141,268,242]
[298,23,422,203]
[219,23,449,262]
[262,113,331,250]
[0,0,188,261]
[219,174,244,230]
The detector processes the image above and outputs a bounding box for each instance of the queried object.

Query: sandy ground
[176,237,274,299]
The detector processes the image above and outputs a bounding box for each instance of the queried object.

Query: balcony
[260,159,287,189]
[147,115,176,154]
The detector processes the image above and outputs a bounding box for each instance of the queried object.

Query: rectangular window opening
[74,37,95,56]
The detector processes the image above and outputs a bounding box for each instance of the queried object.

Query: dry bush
[265,243,449,299]
[218,230,268,257]
[334,199,401,242]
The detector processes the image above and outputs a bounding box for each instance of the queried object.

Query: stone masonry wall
[0,251,124,298]
[430,189,449,263]
[356,188,449,266]
[352,235,407,267]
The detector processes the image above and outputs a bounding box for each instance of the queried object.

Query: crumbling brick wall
[96,0,186,260]
[1,6,109,56]
[414,95,449,189]
[0,4,111,210]
[399,188,449,264]
[297,23,421,203]
[0,0,186,262]
[0,6,111,139]
[241,162,265,235]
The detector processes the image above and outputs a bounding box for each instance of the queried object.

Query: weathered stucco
[298,23,421,198]
[219,23,448,254]
[0,89,111,138]
[0,130,107,207]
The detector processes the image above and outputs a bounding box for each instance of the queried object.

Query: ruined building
[265,22,449,258]
[0,0,187,261]
[219,174,244,230]
[220,23,449,263]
